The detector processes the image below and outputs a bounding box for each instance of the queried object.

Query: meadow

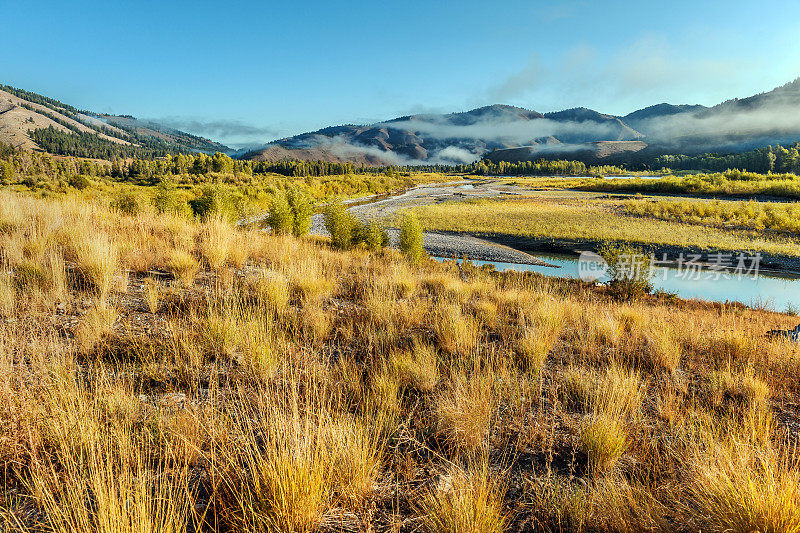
[2,188,800,532]
[621,196,800,235]
[573,170,800,200]
[413,195,800,258]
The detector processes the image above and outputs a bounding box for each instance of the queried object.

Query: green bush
[267,190,294,235]
[68,174,91,190]
[152,181,187,215]
[190,185,227,220]
[0,160,14,184]
[399,212,425,262]
[599,243,653,300]
[361,220,388,252]
[112,189,142,216]
[287,187,313,237]
[324,200,358,249]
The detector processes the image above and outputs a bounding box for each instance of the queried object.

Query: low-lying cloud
[153,117,280,146]
[378,116,637,145]
[635,102,800,148]
[291,134,482,166]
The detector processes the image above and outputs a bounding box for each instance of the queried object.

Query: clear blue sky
[4,0,800,147]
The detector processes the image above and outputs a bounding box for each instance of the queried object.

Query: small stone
[160,392,187,407]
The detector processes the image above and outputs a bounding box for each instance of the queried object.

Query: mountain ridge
[243,78,800,166]
[0,85,230,156]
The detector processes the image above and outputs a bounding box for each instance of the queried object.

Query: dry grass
[75,300,118,352]
[580,415,629,477]
[415,196,800,256]
[68,227,118,297]
[685,441,800,533]
[1,189,800,532]
[434,371,498,453]
[417,460,507,533]
[435,302,480,357]
[143,277,160,313]
[389,342,439,393]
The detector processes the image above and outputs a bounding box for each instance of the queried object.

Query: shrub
[399,211,425,262]
[267,190,294,235]
[599,243,653,300]
[361,220,389,252]
[0,160,14,184]
[152,180,186,215]
[324,200,357,249]
[189,185,227,220]
[287,187,313,237]
[67,174,91,190]
[111,188,142,216]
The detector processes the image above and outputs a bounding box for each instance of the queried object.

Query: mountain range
[243,78,800,166]
[3,79,800,166]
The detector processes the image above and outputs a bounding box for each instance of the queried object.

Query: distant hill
[0,85,230,157]
[485,141,650,166]
[7,78,800,166]
[242,104,646,165]
[244,78,800,166]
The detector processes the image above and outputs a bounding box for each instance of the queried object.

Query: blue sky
[4,0,800,147]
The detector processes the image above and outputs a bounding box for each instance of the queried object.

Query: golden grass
[435,302,480,357]
[434,371,498,453]
[417,460,507,533]
[580,415,629,476]
[68,227,118,296]
[1,189,800,532]
[685,441,800,533]
[75,300,118,352]
[389,342,439,393]
[415,196,800,256]
[623,196,800,235]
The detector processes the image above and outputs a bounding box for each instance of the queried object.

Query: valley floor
[353,179,800,272]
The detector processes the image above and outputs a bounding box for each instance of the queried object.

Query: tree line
[653,143,800,174]
[0,142,381,185]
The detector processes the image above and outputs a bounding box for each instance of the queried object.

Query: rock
[159,392,187,407]
[766,323,800,342]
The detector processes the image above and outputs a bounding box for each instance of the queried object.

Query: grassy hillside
[0,85,229,157]
[1,186,799,531]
